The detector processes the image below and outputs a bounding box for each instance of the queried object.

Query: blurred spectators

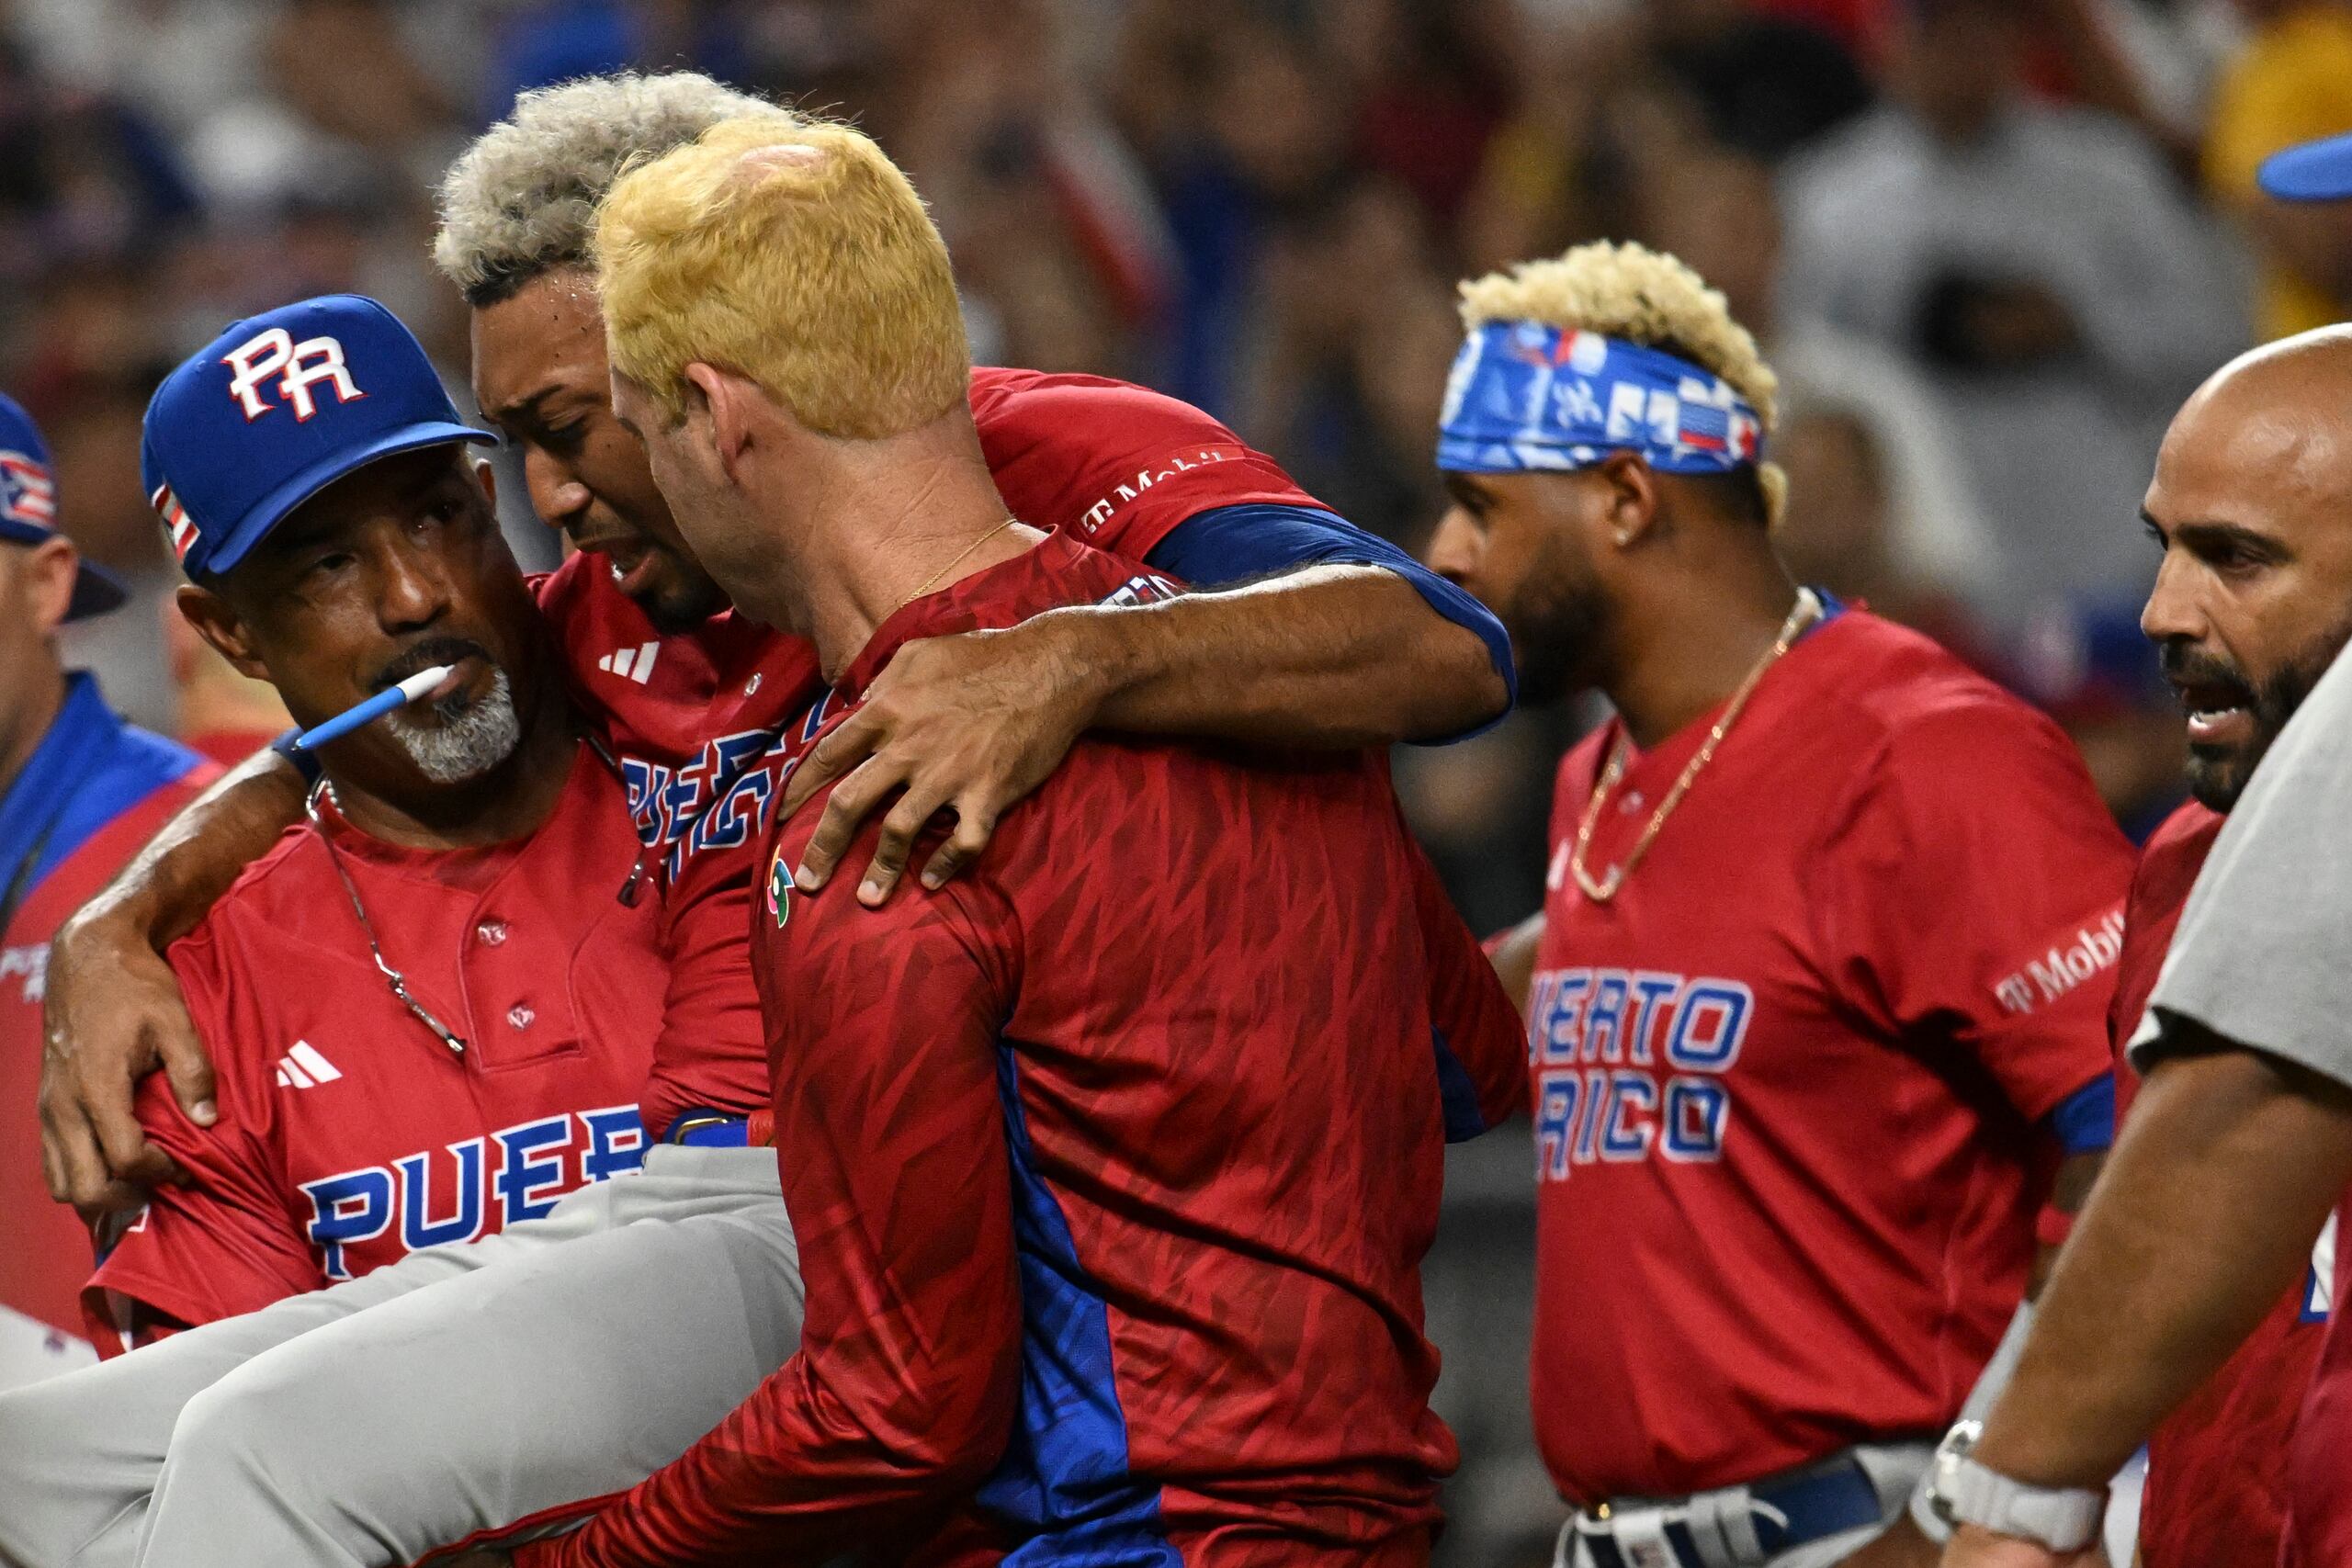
[1781,0,2248,612]
[0,0,2329,1555]
[2203,0,2352,338]
[1634,144,2006,650]
[2009,596,2188,840]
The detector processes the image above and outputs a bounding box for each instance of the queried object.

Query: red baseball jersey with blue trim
[518,533,1523,1568]
[1527,607,2130,1504]
[1,675,216,1341]
[537,366,1329,1144]
[81,742,662,1348]
[2114,801,2326,1568]
[2288,1208,2352,1563]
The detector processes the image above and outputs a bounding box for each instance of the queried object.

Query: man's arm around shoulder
[781,504,1513,905]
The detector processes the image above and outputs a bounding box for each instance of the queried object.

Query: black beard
[1507,573,1612,708]
[2165,613,2352,812]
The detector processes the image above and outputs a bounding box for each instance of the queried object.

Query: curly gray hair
[434,71,797,306]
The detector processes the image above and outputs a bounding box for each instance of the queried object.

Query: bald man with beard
[1934,328,2352,1567]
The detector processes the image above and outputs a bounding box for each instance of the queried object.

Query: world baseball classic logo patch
[768,844,791,929]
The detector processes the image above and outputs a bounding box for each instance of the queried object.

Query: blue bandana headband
[1436,320,1764,477]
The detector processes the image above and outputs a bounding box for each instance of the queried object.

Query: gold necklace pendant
[1568,589,1821,905]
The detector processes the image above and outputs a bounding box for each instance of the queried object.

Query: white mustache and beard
[384,668,523,784]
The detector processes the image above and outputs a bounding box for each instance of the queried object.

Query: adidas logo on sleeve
[597,640,661,685]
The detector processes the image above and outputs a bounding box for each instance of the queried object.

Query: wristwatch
[1928,1422,2106,1553]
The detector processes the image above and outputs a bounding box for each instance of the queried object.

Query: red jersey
[81,742,662,1348]
[2115,802,2325,1568]
[181,725,283,773]
[1528,606,2129,1504]
[2,676,216,1341]
[539,366,1328,1144]
[2289,1201,2352,1564]
[520,533,1523,1568]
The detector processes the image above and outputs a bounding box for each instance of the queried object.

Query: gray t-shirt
[2137,640,2352,1083]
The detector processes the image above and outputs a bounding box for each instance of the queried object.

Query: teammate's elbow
[1387,583,1513,744]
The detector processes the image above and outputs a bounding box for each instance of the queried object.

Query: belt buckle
[1578,1505,1686,1568]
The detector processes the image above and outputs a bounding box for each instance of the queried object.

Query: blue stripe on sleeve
[1140,502,1516,743]
[1432,1027,1490,1143]
[2046,1072,2116,1155]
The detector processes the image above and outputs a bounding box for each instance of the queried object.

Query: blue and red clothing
[537,365,1512,1148]
[83,741,662,1349]
[2111,801,2323,1568]
[1524,607,2129,1504]
[1,672,217,1339]
[517,533,1522,1568]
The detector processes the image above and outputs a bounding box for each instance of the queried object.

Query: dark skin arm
[39,748,306,1211]
[1942,1031,2352,1568]
[2033,1151,2103,1297]
[1487,911,1544,1016]
[784,566,1506,905]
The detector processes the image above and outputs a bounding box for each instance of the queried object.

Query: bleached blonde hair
[594,118,968,439]
[1458,241,1787,526]
[434,72,793,306]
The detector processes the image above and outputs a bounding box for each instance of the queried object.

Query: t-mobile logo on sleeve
[1992,905,2126,1016]
[1078,447,1240,531]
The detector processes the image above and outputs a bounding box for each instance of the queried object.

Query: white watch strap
[1941,1451,2104,1551]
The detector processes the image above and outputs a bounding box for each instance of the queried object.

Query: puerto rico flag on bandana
[0,451,56,526]
[1675,393,1761,462]
[151,482,198,563]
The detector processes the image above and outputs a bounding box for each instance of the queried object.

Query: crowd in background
[4,0,2347,1559]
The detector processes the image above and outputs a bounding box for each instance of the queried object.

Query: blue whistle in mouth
[290,664,457,753]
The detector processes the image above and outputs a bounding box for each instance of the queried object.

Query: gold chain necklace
[1569,588,1822,904]
[897,516,1021,614]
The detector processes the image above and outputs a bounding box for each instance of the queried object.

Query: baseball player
[1926,136,2352,1568]
[2083,325,2352,1568]
[0,81,1519,1568]
[0,393,213,1388]
[1424,242,2131,1567]
[42,69,1515,1209]
[486,111,1524,1568]
[83,295,670,1349]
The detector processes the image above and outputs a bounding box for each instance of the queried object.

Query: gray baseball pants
[0,1145,799,1568]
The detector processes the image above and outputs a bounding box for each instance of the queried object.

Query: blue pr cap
[0,391,126,622]
[2258,130,2352,202]
[141,294,496,581]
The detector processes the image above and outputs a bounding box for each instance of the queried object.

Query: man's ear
[1595,452,1661,549]
[471,456,498,515]
[684,362,757,481]
[19,536,77,638]
[175,582,271,684]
